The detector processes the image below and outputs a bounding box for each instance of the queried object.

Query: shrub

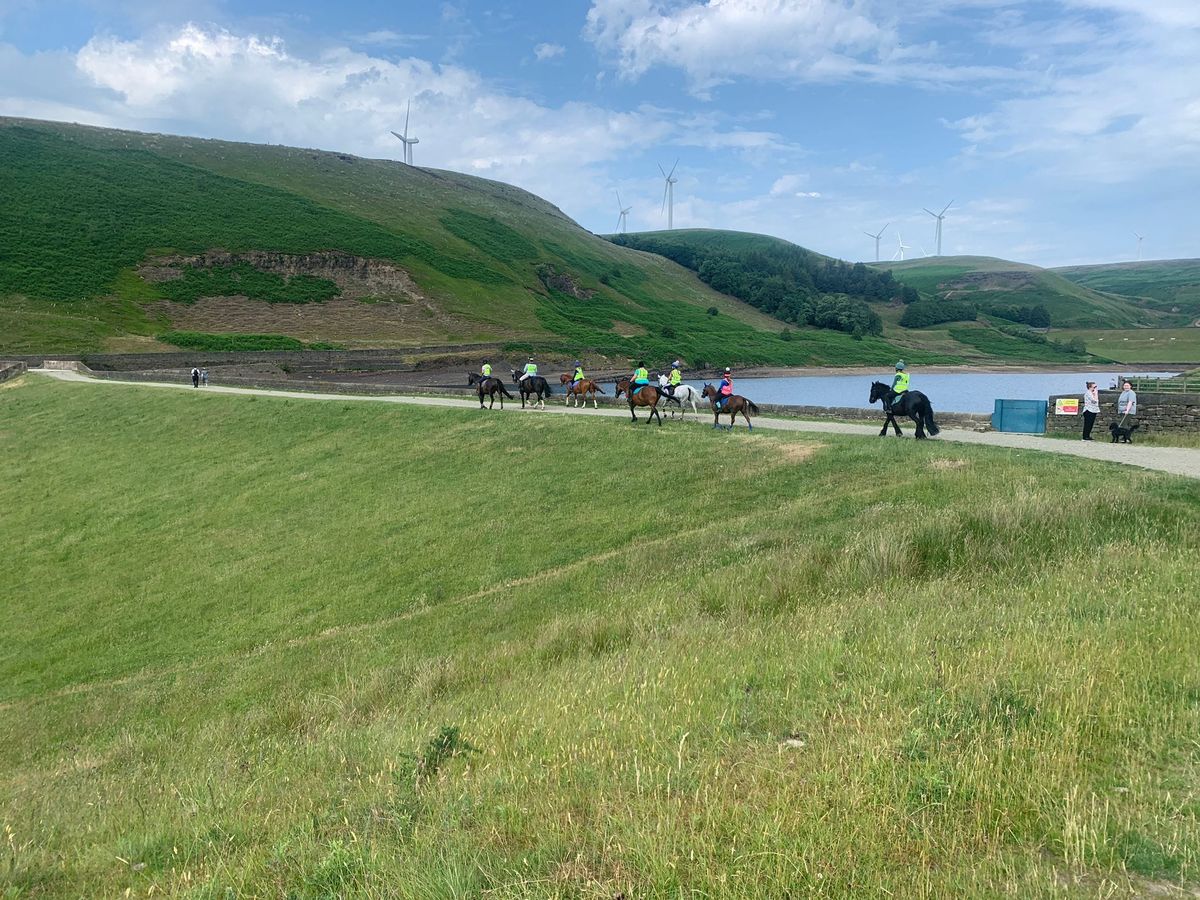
[900,301,978,328]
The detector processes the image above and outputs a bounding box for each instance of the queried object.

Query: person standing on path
[1117,380,1138,428]
[1082,381,1099,440]
[200,368,208,387]
[191,367,200,388]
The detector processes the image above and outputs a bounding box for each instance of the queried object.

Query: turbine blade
[658,163,667,178]
[668,158,678,179]
[940,200,954,215]
[880,223,888,236]
[616,190,623,209]
[923,208,937,218]
[391,131,404,142]
[404,100,410,136]
[662,183,669,214]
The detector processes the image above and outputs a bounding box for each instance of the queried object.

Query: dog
[1109,422,1139,444]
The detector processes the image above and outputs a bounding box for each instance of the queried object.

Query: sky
[1,0,1197,267]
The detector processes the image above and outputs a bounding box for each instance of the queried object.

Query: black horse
[511,369,552,409]
[468,373,513,409]
[869,381,940,439]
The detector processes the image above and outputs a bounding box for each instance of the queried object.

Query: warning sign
[1055,398,1080,415]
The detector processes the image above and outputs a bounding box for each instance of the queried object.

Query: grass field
[1055,260,1200,323]
[1050,327,1200,364]
[2,376,1199,897]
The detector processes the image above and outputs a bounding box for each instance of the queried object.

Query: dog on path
[1109,422,1139,444]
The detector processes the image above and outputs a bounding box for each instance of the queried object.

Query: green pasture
[1050,327,1200,364]
[1055,260,1200,323]
[2,377,1199,898]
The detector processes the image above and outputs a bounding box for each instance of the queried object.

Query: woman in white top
[1082,381,1099,440]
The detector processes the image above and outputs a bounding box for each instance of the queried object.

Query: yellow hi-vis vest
[634,367,649,383]
[524,363,537,375]
[669,368,682,385]
[481,364,492,376]
[573,367,584,382]
[893,371,910,393]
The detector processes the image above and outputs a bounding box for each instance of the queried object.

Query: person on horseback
[571,360,585,388]
[520,357,537,384]
[481,361,493,379]
[717,367,733,408]
[631,361,650,396]
[889,360,909,410]
[665,360,683,397]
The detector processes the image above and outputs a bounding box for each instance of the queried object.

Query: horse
[558,373,606,409]
[614,378,663,426]
[467,373,513,409]
[657,376,701,418]
[701,384,760,430]
[868,381,940,439]
[511,369,552,409]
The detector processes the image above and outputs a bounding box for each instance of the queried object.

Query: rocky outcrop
[536,264,595,300]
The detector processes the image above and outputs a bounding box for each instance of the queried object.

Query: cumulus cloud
[533,42,565,61]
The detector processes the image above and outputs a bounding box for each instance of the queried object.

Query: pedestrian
[200,368,209,387]
[1081,380,1099,440]
[191,367,200,388]
[1117,380,1137,427]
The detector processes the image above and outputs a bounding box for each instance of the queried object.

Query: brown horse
[558,373,606,409]
[468,373,513,409]
[615,378,663,426]
[701,384,760,430]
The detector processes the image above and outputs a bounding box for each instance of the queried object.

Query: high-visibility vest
[573,368,584,381]
[482,364,492,376]
[669,368,682,385]
[524,363,537,375]
[893,371,910,393]
[634,367,648,383]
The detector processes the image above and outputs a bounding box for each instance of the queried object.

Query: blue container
[992,399,1048,433]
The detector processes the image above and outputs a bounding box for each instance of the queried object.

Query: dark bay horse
[558,373,606,409]
[615,378,663,426]
[468,372,513,409]
[869,381,940,438]
[701,384,760,430]
[511,369,552,409]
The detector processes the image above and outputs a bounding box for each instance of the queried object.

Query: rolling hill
[1,117,941,367]
[1053,259,1200,323]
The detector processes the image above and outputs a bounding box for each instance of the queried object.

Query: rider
[571,360,585,388]
[717,367,733,407]
[666,359,683,397]
[631,360,650,395]
[481,361,493,380]
[890,360,910,409]
[520,357,537,384]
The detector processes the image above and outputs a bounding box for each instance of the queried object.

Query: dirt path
[32,368,1200,481]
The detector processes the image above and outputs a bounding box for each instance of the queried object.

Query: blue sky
[2,0,1197,267]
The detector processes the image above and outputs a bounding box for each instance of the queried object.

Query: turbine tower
[864,223,889,263]
[892,232,911,261]
[659,160,679,230]
[390,100,419,165]
[616,191,632,234]
[923,200,953,256]
[1133,231,1145,261]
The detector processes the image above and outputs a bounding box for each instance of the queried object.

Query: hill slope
[1,118,930,367]
[877,257,1157,329]
[1053,260,1200,323]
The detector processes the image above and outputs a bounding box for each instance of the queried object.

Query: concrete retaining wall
[0,361,27,384]
[1046,390,1200,435]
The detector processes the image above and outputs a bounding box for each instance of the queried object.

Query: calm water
[604,371,1177,415]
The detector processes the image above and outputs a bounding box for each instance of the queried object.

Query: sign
[1055,398,1080,415]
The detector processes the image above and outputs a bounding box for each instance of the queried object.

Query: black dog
[1109,422,1139,444]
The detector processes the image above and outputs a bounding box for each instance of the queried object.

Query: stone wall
[1045,390,1200,435]
[0,361,27,383]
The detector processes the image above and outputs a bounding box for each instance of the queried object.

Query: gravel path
[32,368,1200,481]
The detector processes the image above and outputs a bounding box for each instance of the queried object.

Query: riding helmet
[672,360,681,367]
[723,367,731,374]
[895,360,906,370]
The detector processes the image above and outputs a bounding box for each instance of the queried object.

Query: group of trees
[990,304,1052,328]
[612,235,893,336]
[899,300,978,328]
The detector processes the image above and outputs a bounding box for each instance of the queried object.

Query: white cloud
[533,42,565,61]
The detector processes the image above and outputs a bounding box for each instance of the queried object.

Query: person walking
[1117,380,1137,428]
[191,367,200,388]
[1082,380,1099,440]
[200,368,209,387]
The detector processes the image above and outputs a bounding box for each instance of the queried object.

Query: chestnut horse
[467,373,513,409]
[558,373,606,409]
[614,378,663,426]
[701,384,760,430]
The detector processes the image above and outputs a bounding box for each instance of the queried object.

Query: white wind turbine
[892,232,911,261]
[1133,231,1145,261]
[616,191,632,233]
[864,223,889,263]
[390,100,419,165]
[659,160,679,230]
[923,200,953,256]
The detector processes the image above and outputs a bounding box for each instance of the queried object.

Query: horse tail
[747,399,760,416]
[501,384,513,398]
[923,399,940,436]
[595,383,605,394]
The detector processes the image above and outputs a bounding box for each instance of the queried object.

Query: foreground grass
[2,377,1199,898]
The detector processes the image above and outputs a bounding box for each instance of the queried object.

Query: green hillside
[1054,260,1200,323]
[1,118,945,367]
[878,256,1157,329]
[4,375,1199,896]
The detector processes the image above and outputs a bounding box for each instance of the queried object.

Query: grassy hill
[877,257,1158,329]
[3,374,1199,896]
[2,117,952,367]
[1054,260,1200,323]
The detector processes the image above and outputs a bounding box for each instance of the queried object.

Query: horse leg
[591,390,598,409]
[630,403,638,423]
[743,408,753,431]
[913,414,926,439]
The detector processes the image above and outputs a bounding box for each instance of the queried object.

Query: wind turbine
[1133,231,1145,261]
[923,200,953,256]
[864,223,889,262]
[616,191,632,233]
[892,232,911,261]
[659,160,679,230]
[390,100,419,165]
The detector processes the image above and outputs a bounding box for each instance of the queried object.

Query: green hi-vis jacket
[892,371,910,393]
[633,367,649,383]
[573,368,584,381]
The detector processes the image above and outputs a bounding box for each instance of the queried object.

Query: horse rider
[520,357,538,384]
[571,360,585,388]
[480,361,493,380]
[890,360,910,409]
[717,367,733,408]
[631,361,650,395]
[666,360,683,397]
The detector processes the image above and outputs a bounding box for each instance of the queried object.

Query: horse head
[701,383,717,401]
[869,381,889,404]
[560,373,571,385]
[511,369,521,383]
[614,378,629,398]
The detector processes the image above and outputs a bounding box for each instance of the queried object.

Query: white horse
[657,375,701,417]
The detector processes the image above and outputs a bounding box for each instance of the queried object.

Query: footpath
[30,368,1200,481]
